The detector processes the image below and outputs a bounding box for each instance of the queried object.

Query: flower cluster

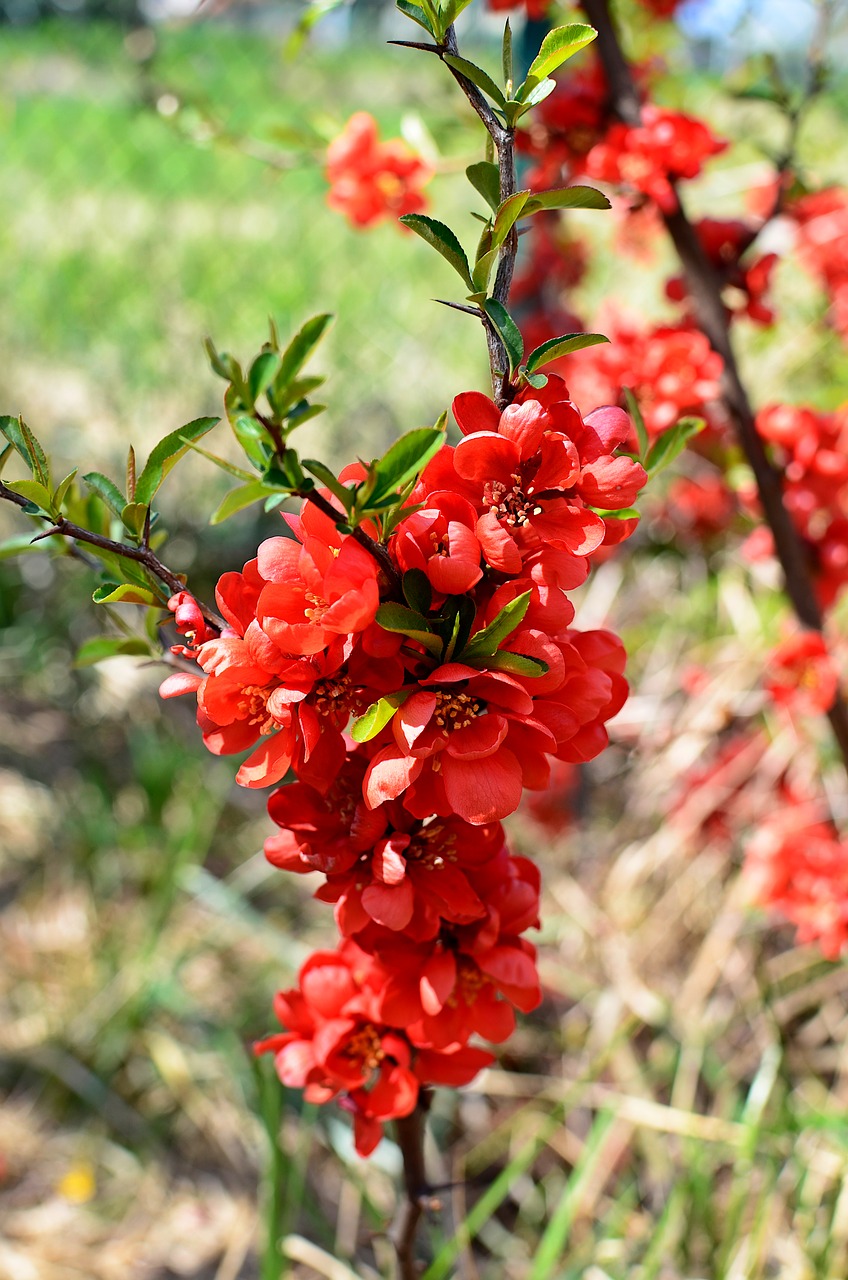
[325,112,431,228]
[745,807,848,960]
[162,378,646,1152]
[789,188,848,341]
[743,403,848,607]
[763,631,840,717]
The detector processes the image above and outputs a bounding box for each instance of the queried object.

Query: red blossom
[326,113,431,229]
[764,632,840,716]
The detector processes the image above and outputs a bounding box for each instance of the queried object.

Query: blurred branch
[392,1097,439,1280]
[580,0,848,779]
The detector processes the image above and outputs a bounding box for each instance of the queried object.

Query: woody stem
[392,1096,436,1279]
[0,478,224,631]
[580,0,848,780]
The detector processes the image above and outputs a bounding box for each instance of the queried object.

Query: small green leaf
[502,18,513,88]
[301,460,354,510]
[231,414,271,470]
[376,602,444,658]
[51,468,77,511]
[121,502,149,539]
[370,425,445,505]
[74,636,152,667]
[509,77,557,120]
[211,481,275,525]
[623,388,649,461]
[135,416,219,505]
[442,595,476,663]
[0,441,14,477]
[491,191,531,251]
[83,471,126,518]
[525,332,608,373]
[402,568,433,615]
[472,248,499,294]
[443,54,507,108]
[350,689,413,743]
[204,336,238,380]
[441,0,474,27]
[466,161,501,213]
[178,437,255,482]
[395,0,435,34]
[92,582,161,606]
[276,313,333,394]
[460,591,531,661]
[521,185,611,215]
[0,416,50,486]
[482,299,524,376]
[4,478,54,513]
[646,417,706,478]
[399,215,473,289]
[484,651,549,677]
[524,23,597,84]
[518,368,549,390]
[248,350,281,402]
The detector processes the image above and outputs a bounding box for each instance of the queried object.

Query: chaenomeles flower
[764,632,840,716]
[326,112,432,229]
[255,943,493,1155]
[744,807,848,960]
[415,380,646,575]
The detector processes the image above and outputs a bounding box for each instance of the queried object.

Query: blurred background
[4,2,848,1278]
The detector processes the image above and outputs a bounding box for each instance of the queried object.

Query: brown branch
[293,485,402,594]
[391,1097,439,1279]
[580,0,848,777]
[0,479,224,631]
[439,26,518,408]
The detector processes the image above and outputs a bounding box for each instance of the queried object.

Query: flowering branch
[0,477,224,630]
[580,0,848,776]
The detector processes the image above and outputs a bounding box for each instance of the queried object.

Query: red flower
[745,808,848,960]
[326,112,431,229]
[764,632,840,716]
[391,491,483,595]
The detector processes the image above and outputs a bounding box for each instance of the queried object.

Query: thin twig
[580,0,848,778]
[392,1098,438,1280]
[0,479,224,630]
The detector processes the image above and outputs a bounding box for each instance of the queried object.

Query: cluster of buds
[162,376,646,1152]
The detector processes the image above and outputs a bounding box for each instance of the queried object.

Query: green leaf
[276,313,333,394]
[370,425,446,505]
[402,568,433,615]
[301,459,355,511]
[232,413,272,470]
[518,369,549,390]
[466,161,501,213]
[248,350,281,402]
[0,441,14,477]
[350,689,413,743]
[509,77,557,121]
[52,468,78,510]
[460,591,531,661]
[523,23,597,84]
[646,416,706,478]
[0,416,50,486]
[121,502,149,539]
[623,388,649,461]
[375,602,444,658]
[482,299,524,376]
[4,478,54,513]
[211,481,275,525]
[135,417,219,506]
[398,215,473,289]
[502,18,513,88]
[74,636,152,667]
[443,54,507,108]
[178,437,255,482]
[521,185,611,215]
[525,332,608,373]
[441,0,474,27]
[471,248,499,294]
[0,533,45,559]
[491,190,531,251]
[395,0,435,34]
[83,471,126,518]
[92,582,161,606]
[484,651,549,677]
[204,336,239,381]
[442,595,476,663]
